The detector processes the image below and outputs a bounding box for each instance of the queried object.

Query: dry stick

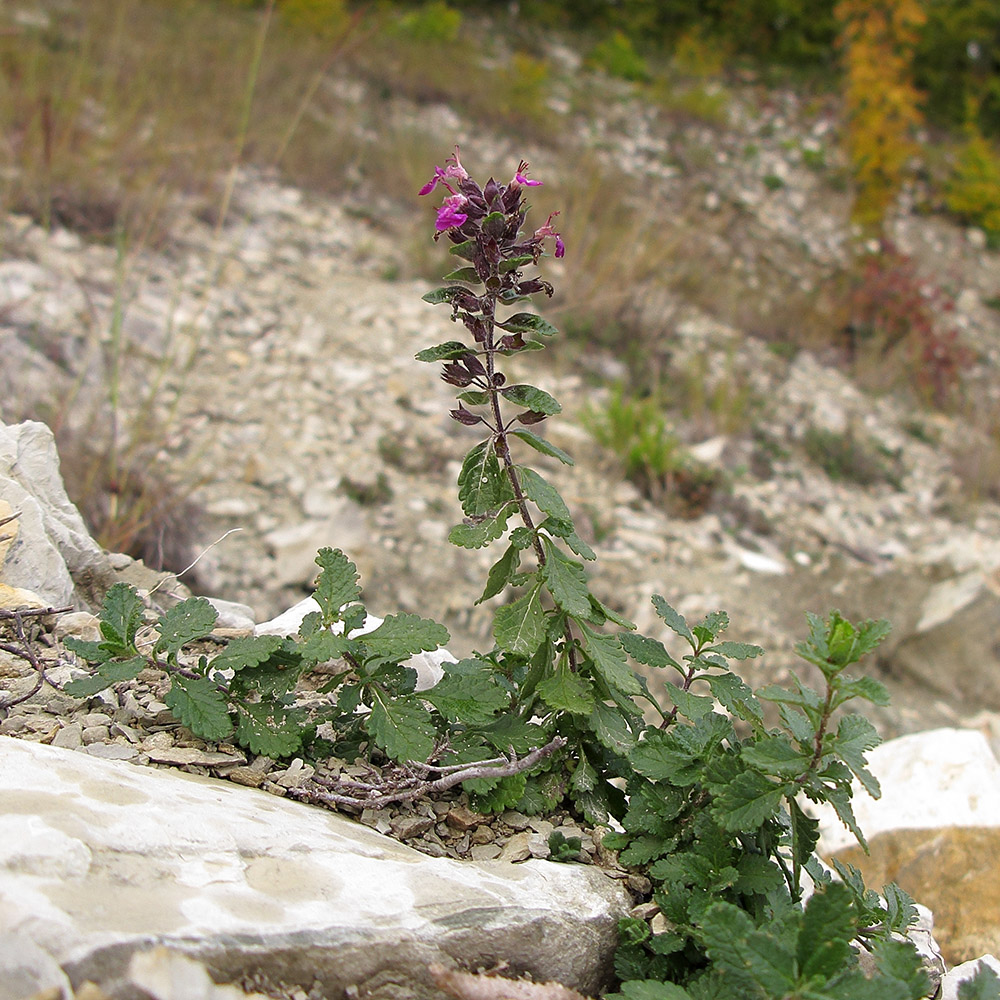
[289,736,568,810]
[0,608,70,708]
[429,964,592,1000]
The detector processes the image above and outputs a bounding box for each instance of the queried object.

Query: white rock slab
[0,736,629,999]
[813,728,1000,856]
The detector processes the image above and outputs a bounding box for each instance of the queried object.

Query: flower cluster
[419,147,564,259]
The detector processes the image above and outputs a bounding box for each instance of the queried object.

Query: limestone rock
[0,421,114,611]
[0,736,630,1000]
[940,955,1000,1000]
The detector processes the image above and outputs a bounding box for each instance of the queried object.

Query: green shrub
[585,30,650,83]
[946,130,1000,246]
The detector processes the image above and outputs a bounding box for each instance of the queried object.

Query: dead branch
[429,963,593,1000]
[288,735,568,810]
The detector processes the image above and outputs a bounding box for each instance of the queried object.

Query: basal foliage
[66,151,994,998]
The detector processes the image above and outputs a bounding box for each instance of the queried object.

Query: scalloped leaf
[98,583,145,655]
[155,597,218,658]
[164,675,234,743]
[361,613,449,660]
[367,690,436,763]
[540,538,591,617]
[538,662,595,715]
[493,587,545,657]
[313,547,362,622]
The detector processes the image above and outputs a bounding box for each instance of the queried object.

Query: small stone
[81,712,112,728]
[470,843,502,862]
[629,902,660,921]
[527,818,554,837]
[390,813,435,840]
[527,834,550,859]
[82,726,111,745]
[445,803,485,831]
[470,825,495,845]
[626,874,653,895]
[501,811,531,831]
[84,743,139,761]
[497,832,533,863]
[51,723,83,749]
[145,746,246,767]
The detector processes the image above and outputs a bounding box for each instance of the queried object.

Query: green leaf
[457,389,490,405]
[482,211,507,238]
[620,631,680,671]
[707,641,764,661]
[664,681,715,720]
[705,672,763,723]
[448,239,477,259]
[414,340,472,362]
[493,587,546,657]
[832,714,882,797]
[867,937,931,998]
[540,538,591,617]
[298,629,356,664]
[362,613,449,660]
[881,882,917,933]
[606,981,694,1000]
[500,384,561,415]
[500,254,535,272]
[509,428,574,465]
[477,543,522,604]
[480,714,548,754]
[313,547,363,621]
[98,583,145,654]
[495,312,559,337]
[700,901,797,998]
[825,785,868,851]
[958,965,1000,999]
[590,701,637,754]
[155,597,218,658]
[458,440,512,518]
[164,675,233,742]
[62,636,111,664]
[442,266,481,283]
[234,702,303,757]
[541,516,596,561]
[651,595,694,645]
[64,655,147,696]
[469,773,527,811]
[588,595,634,628]
[538,662,595,715]
[714,770,791,832]
[734,854,785,895]
[797,883,857,982]
[451,504,517,551]
[209,634,287,674]
[582,625,643,697]
[741,735,812,777]
[367,690,436,763]
[424,659,509,724]
[835,674,890,707]
[421,285,473,305]
[519,467,571,521]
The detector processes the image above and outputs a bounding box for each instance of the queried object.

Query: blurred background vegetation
[2,0,999,556]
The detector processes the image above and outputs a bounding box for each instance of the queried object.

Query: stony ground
[2,68,1000,754]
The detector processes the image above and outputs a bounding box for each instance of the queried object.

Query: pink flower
[435,194,469,231]
[419,146,469,196]
[512,159,542,188]
[533,212,565,257]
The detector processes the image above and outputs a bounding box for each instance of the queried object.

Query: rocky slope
[2,67,1000,747]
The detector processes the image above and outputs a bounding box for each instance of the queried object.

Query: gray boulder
[0,736,630,1000]
[0,419,114,610]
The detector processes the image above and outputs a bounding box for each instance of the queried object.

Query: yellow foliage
[836,0,926,231]
[277,0,348,38]
[947,130,1000,243]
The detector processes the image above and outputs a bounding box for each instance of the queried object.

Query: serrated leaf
[540,538,591,617]
[164,675,233,742]
[833,714,881,797]
[619,631,680,671]
[368,690,436,763]
[588,595,634,628]
[450,503,517,551]
[650,595,694,645]
[797,883,857,982]
[458,440,512,518]
[835,674,890,707]
[209,634,287,674]
[790,797,821,868]
[582,625,643,698]
[98,582,145,654]
[500,384,561,415]
[705,672,763,723]
[424,659,509,724]
[741,735,812,777]
[590,701,636,754]
[62,636,110,664]
[541,516,596,561]
[958,964,1000,999]
[298,629,356,664]
[734,853,785,895]
[155,597,218,658]
[63,655,146,697]
[235,702,303,757]
[700,902,797,997]
[519,466,571,521]
[606,981,694,1000]
[480,714,548,754]
[664,681,714,720]
[415,340,473,362]
[422,285,472,304]
[495,312,559,337]
[361,613,449,660]
[538,662,595,715]
[714,770,791,832]
[469,773,527,811]
[509,428,573,465]
[707,640,764,660]
[825,785,868,851]
[313,547,362,621]
[881,882,918,933]
[477,542,521,605]
[493,587,546,657]
[867,937,931,998]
